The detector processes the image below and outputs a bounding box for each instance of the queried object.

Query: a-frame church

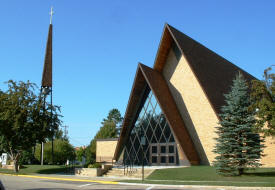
[113,24,275,167]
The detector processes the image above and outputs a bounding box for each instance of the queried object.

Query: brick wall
[162,49,220,165]
[96,140,118,163]
[161,48,275,167]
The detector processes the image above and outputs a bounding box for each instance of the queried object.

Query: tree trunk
[13,159,19,173]
[238,168,244,175]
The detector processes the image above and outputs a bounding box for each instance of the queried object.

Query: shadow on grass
[36,167,68,174]
[244,171,275,177]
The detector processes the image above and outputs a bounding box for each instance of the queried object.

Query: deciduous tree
[250,66,275,136]
[0,80,61,172]
[35,139,75,164]
[76,146,86,162]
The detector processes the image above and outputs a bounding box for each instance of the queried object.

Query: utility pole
[63,125,68,140]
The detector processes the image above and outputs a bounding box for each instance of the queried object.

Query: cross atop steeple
[50,7,54,24]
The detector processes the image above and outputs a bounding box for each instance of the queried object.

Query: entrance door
[150,143,176,166]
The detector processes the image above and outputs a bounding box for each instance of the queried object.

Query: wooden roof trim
[113,65,147,160]
[153,24,173,72]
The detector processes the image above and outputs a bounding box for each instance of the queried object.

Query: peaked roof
[41,24,53,87]
[154,24,256,115]
[114,63,200,165]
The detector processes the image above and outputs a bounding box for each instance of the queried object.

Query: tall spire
[41,7,53,87]
[40,7,54,166]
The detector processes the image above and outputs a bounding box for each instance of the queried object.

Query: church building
[113,24,275,167]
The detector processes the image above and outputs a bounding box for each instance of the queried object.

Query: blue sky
[0,1,274,147]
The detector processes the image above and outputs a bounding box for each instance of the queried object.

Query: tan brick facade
[96,139,118,163]
[163,49,219,165]
[261,137,275,167]
[162,47,275,167]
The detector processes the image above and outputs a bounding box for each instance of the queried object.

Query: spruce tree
[213,73,264,176]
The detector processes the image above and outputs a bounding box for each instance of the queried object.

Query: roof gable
[154,24,256,115]
[114,63,200,164]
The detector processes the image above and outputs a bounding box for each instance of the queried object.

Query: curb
[118,182,275,189]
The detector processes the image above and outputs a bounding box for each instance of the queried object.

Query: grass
[0,165,69,175]
[121,166,275,187]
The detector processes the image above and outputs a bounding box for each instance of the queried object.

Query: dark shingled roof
[41,24,52,87]
[155,24,256,116]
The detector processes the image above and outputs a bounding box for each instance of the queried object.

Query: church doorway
[149,143,177,166]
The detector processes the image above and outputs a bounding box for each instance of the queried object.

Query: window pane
[169,145,174,153]
[154,105,162,117]
[152,156,157,163]
[169,156,175,163]
[123,89,177,166]
[161,156,166,163]
[150,94,157,111]
[155,124,161,142]
[169,135,175,142]
[161,146,166,153]
[160,134,166,143]
[152,146,157,154]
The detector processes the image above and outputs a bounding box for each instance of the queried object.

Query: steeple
[41,7,53,87]
[40,7,55,166]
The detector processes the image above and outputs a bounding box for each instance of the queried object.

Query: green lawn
[121,166,275,187]
[0,165,70,175]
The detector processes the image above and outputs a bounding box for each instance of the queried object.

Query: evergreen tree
[102,108,123,136]
[213,73,264,176]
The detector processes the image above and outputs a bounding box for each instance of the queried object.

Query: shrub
[19,149,37,165]
[88,163,101,168]
[35,139,75,165]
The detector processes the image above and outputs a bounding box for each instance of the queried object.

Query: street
[0,174,190,190]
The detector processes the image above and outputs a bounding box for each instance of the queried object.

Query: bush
[19,149,38,165]
[87,163,101,168]
[84,146,95,166]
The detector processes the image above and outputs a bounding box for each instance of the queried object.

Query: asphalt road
[0,174,190,190]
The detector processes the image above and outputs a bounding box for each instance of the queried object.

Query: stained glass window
[123,89,177,165]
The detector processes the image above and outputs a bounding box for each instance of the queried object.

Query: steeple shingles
[41,24,52,87]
